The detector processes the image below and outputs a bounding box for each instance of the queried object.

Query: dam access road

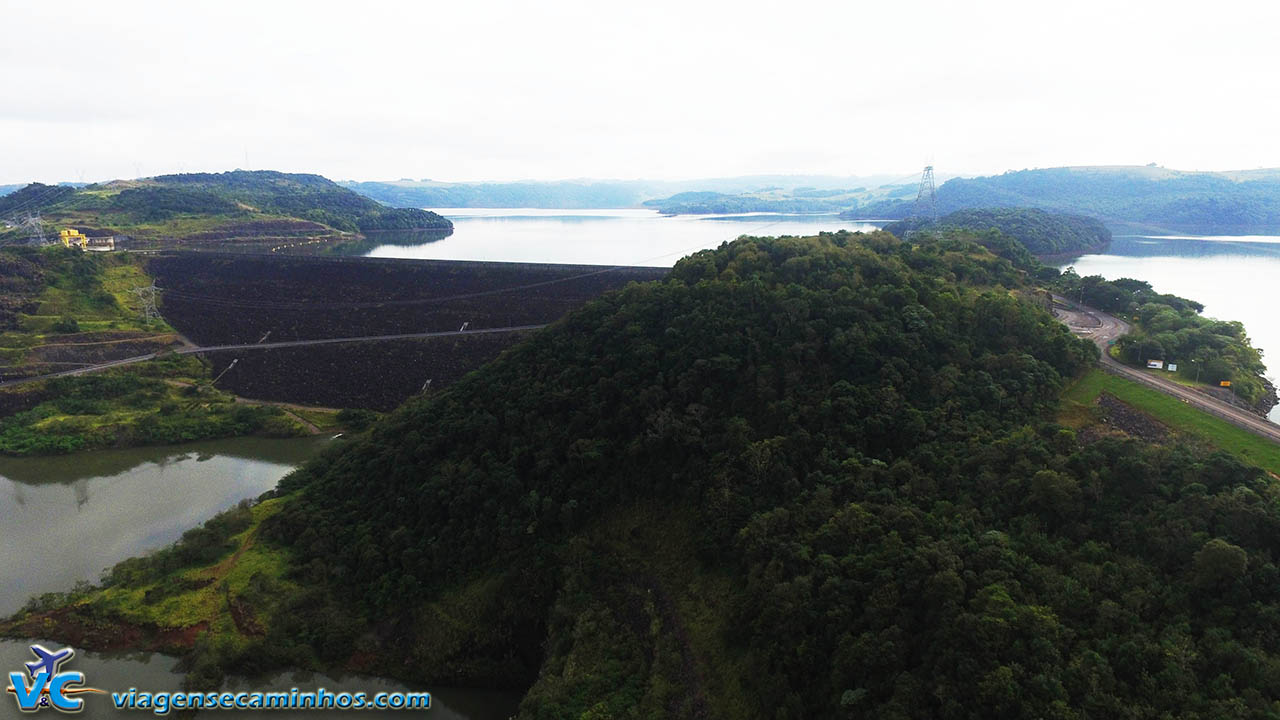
[0,324,547,389]
[1052,294,1280,445]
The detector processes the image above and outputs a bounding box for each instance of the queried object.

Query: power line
[0,182,76,220]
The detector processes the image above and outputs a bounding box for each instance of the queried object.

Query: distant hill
[884,207,1111,256]
[340,174,910,209]
[0,184,24,197]
[641,181,926,215]
[0,171,451,246]
[642,188,889,215]
[854,166,1280,233]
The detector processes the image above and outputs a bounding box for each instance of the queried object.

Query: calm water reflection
[0,437,522,718]
[1059,234,1280,421]
[353,208,881,265]
[0,437,327,616]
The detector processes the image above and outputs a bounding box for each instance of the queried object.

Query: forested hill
[0,170,451,245]
[856,165,1280,233]
[885,207,1111,256]
[36,229,1274,717]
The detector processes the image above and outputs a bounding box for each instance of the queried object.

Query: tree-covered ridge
[884,207,1111,256]
[146,171,451,232]
[268,232,1091,590]
[642,189,875,214]
[0,171,451,245]
[858,166,1280,233]
[18,231,1280,718]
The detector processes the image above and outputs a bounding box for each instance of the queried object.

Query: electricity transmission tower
[18,212,46,245]
[131,282,161,322]
[911,165,938,222]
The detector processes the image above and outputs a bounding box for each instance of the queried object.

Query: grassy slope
[1060,368,1280,475]
[93,498,296,630]
[0,249,333,454]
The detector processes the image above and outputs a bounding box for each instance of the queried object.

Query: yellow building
[59,228,88,249]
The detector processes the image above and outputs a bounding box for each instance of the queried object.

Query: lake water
[0,438,520,718]
[0,437,326,617]
[1058,234,1280,422]
[358,208,882,266]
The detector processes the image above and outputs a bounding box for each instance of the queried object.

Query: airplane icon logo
[25,646,74,682]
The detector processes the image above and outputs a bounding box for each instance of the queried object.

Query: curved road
[1052,295,1280,445]
[0,324,547,389]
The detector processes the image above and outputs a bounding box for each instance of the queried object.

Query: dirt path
[161,379,338,435]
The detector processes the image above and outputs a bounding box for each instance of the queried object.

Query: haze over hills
[855,165,1280,233]
[337,174,920,210]
[0,171,450,246]
[337,165,1280,237]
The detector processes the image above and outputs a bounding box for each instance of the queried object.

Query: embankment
[148,252,668,409]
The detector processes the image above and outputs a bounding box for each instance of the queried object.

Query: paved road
[1052,294,1280,445]
[0,324,547,389]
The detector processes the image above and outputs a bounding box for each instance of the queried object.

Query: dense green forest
[0,171,451,245]
[884,208,1111,256]
[23,230,1280,718]
[1055,270,1274,406]
[858,166,1280,233]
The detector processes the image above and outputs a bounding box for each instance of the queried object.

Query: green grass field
[1061,368,1280,476]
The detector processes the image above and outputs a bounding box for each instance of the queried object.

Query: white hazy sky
[4,0,1279,185]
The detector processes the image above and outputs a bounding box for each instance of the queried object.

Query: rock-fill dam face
[148,252,668,410]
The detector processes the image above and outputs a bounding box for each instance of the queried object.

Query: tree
[1192,539,1248,588]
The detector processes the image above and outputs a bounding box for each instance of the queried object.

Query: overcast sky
[4,0,1279,185]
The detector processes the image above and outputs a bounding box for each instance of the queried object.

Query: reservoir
[357,208,880,265]
[0,437,325,617]
[1058,234,1280,422]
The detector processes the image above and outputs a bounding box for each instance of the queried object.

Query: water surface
[356,208,881,265]
[1058,234,1280,421]
[0,437,326,616]
[0,437,521,718]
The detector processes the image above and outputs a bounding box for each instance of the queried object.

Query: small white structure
[1166,363,1178,372]
[1146,360,1164,369]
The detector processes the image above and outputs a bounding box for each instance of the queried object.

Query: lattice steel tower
[131,282,161,322]
[912,165,938,222]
